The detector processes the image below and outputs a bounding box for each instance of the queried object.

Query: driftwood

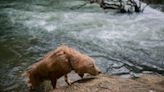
[72,0,148,13]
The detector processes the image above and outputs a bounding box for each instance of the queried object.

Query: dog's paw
[66,80,73,85]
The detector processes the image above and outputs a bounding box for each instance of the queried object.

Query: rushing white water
[0,0,164,91]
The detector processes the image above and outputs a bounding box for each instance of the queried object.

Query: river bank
[3,73,164,92]
[51,74,164,92]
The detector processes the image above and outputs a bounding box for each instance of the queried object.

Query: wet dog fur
[22,45,101,89]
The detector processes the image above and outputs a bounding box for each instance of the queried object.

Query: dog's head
[72,56,101,77]
[84,58,101,76]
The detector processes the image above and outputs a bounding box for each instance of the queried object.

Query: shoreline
[41,74,164,92]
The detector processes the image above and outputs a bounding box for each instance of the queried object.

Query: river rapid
[0,0,164,91]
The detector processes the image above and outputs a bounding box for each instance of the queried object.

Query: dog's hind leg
[51,79,57,89]
[64,75,72,85]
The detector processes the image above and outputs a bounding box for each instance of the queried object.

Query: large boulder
[51,74,164,92]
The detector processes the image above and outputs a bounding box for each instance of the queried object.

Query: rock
[49,74,164,92]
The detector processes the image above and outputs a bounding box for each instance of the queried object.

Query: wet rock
[136,75,164,87]
[49,74,164,92]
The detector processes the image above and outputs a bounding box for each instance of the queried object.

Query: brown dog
[22,45,101,89]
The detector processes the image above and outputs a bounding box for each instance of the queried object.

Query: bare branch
[70,2,88,10]
[72,0,147,13]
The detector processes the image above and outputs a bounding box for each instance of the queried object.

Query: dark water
[0,0,164,91]
[143,0,164,12]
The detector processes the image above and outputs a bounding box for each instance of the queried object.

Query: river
[0,0,164,92]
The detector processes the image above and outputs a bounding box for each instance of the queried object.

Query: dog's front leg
[78,73,84,78]
[64,75,72,85]
[51,79,57,89]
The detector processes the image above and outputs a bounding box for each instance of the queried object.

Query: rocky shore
[44,74,164,92]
